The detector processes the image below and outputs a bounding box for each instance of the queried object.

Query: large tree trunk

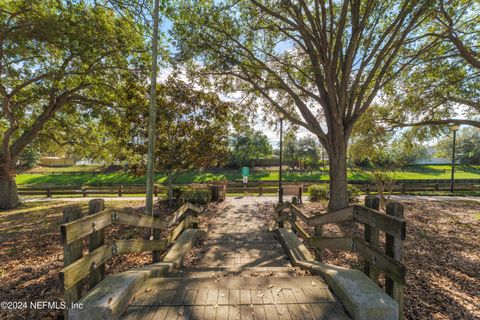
[0,159,19,210]
[326,139,349,212]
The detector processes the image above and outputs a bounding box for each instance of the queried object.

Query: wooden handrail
[354,206,406,240]
[61,209,113,244]
[59,201,202,296]
[279,202,406,240]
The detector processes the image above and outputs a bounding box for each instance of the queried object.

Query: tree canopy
[171,0,435,210]
[0,0,147,208]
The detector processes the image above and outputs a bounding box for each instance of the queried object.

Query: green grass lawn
[15,164,480,187]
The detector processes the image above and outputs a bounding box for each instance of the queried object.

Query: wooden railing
[59,199,202,313]
[19,179,479,199]
[276,195,406,315]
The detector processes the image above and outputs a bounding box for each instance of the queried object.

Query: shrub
[308,184,360,202]
[308,184,330,201]
[169,186,211,205]
[347,184,360,202]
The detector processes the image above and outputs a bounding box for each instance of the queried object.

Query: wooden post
[88,199,105,288]
[401,183,406,194]
[82,187,87,197]
[278,204,284,228]
[62,205,84,318]
[47,189,51,198]
[259,181,263,196]
[386,201,405,319]
[298,187,303,204]
[154,185,158,197]
[118,185,123,197]
[364,195,380,282]
[314,224,323,261]
[434,181,439,192]
[152,206,162,263]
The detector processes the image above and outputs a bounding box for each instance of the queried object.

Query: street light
[278,112,285,203]
[450,124,460,193]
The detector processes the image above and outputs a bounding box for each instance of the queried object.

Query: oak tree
[171,0,434,210]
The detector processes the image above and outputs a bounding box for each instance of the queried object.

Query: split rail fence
[18,179,480,198]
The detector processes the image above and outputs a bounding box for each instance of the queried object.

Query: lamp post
[279,112,284,203]
[450,124,460,193]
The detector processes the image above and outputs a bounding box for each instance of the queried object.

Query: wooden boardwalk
[121,197,349,319]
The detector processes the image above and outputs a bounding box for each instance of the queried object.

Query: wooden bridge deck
[121,197,349,320]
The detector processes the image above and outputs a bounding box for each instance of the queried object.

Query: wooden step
[168,267,307,278]
[122,276,349,320]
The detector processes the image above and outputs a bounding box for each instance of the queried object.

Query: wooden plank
[168,218,188,245]
[290,204,310,223]
[241,305,254,320]
[354,237,405,284]
[253,305,267,320]
[229,289,240,305]
[228,305,241,320]
[184,289,198,306]
[291,221,310,241]
[88,199,105,288]
[195,288,208,305]
[264,304,279,320]
[363,196,380,281]
[310,236,353,251]
[191,306,205,320]
[168,203,190,227]
[204,305,216,319]
[354,206,406,240]
[115,239,168,255]
[215,305,228,319]
[61,209,112,244]
[206,289,219,305]
[115,211,168,230]
[60,244,113,291]
[307,206,354,226]
[240,289,252,304]
[187,203,203,214]
[62,205,83,319]
[386,201,405,319]
[218,290,228,305]
[275,304,291,320]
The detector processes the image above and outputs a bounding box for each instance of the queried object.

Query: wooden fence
[17,179,480,198]
[59,199,202,316]
[276,195,406,318]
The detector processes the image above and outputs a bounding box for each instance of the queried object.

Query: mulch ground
[0,199,188,320]
[288,198,480,320]
[0,197,478,320]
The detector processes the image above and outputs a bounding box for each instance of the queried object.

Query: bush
[169,186,211,205]
[308,184,330,201]
[308,184,360,202]
[347,184,360,202]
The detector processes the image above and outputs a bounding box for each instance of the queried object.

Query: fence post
[401,183,406,194]
[364,195,380,283]
[386,202,405,319]
[62,205,84,318]
[314,223,323,261]
[82,187,87,197]
[88,199,105,288]
[298,187,303,204]
[47,189,51,198]
[259,181,263,196]
[154,185,158,197]
[118,185,123,197]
